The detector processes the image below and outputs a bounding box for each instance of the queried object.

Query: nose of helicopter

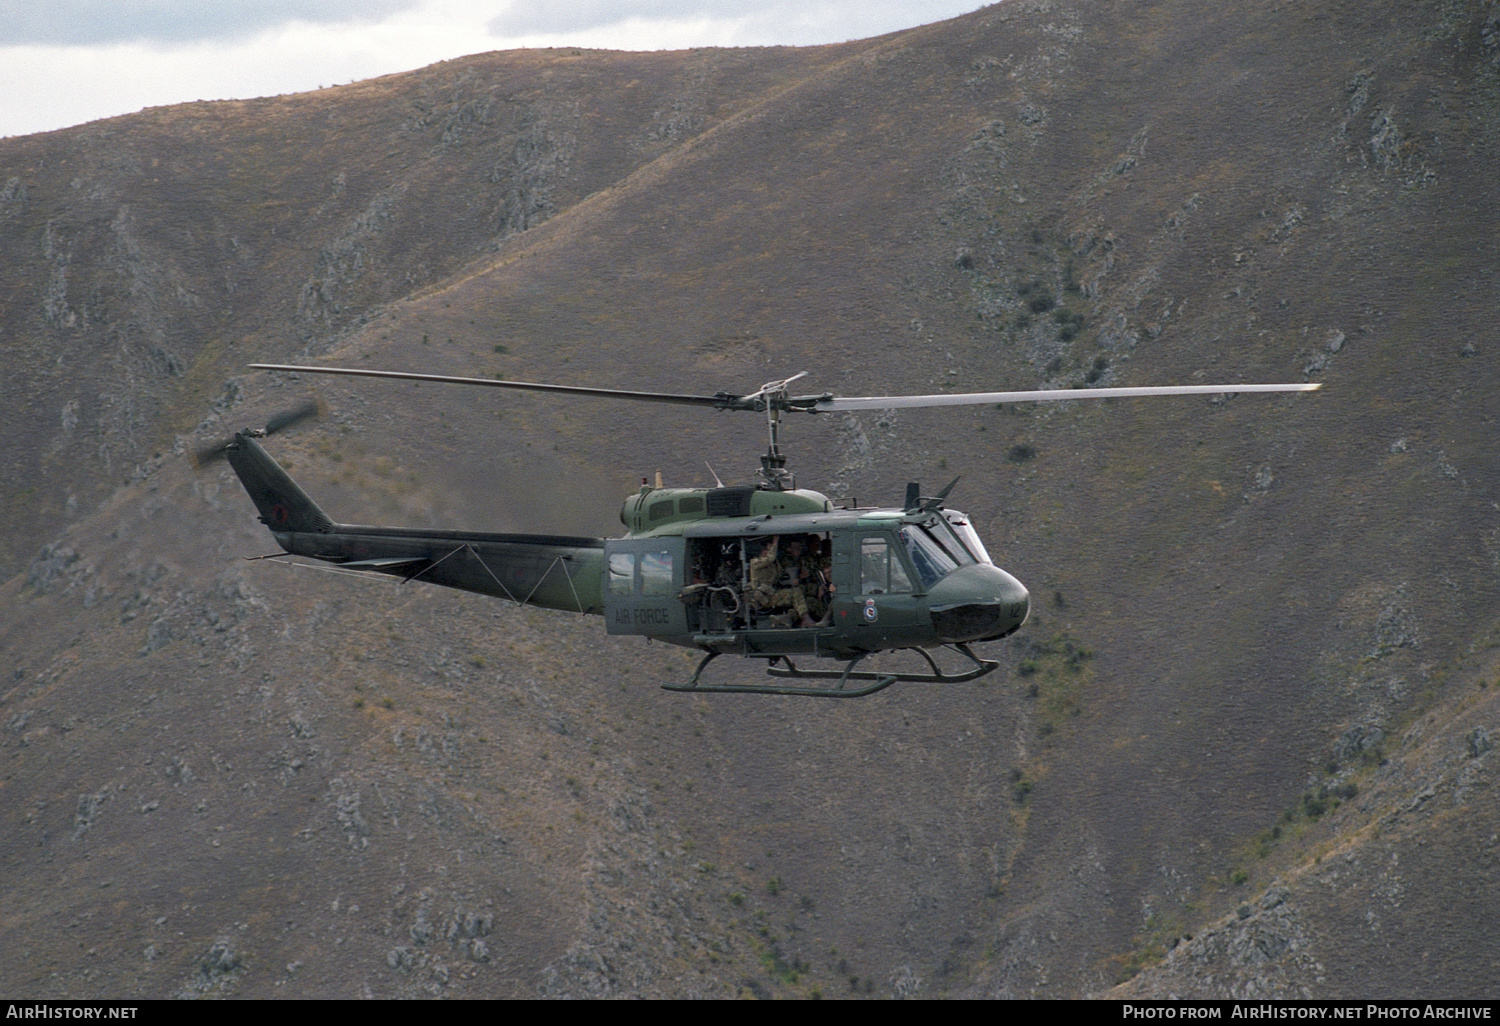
[925,564,1030,644]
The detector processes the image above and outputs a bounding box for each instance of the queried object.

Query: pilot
[748,536,814,627]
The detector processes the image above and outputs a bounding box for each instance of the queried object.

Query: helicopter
[215,363,1319,698]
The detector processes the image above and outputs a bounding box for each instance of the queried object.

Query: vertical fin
[224,432,336,533]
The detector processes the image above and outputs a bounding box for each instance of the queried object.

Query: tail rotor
[194,398,323,467]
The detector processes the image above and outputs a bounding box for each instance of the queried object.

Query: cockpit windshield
[942,509,993,565]
[900,522,974,588]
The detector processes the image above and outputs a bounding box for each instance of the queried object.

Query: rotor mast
[760,405,794,490]
[746,372,807,491]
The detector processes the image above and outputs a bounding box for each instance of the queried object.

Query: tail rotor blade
[263,398,323,436]
[193,440,233,466]
[194,397,324,469]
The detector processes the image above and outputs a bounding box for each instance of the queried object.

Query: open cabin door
[603,537,688,636]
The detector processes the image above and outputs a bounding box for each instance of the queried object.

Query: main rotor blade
[812,382,1321,412]
[250,364,737,409]
[251,364,1321,415]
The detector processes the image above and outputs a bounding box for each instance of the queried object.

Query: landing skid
[660,644,998,699]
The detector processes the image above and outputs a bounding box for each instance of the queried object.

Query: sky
[0,1,992,139]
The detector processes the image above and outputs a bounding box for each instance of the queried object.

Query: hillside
[1,0,1498,999]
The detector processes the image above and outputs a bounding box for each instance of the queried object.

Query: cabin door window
[607,552,635,595]
[640,551,674,597]
[602,538,688,636]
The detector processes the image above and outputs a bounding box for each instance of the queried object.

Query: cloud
[492,1,785,36]
[489,1,986,41]
[0,1,993,138]
[0,0,418,47]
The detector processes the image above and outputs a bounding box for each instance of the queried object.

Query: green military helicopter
[216,364,1318,698]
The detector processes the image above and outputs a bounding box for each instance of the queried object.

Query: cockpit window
[860,536,913,595]
[900,525,962,589]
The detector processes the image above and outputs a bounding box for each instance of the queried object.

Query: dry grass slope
[1,0,1497,999]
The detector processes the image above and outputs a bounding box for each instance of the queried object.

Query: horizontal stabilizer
[339,557,427,570]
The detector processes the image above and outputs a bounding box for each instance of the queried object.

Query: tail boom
[225,434,604,614]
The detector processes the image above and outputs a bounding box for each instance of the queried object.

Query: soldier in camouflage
[747,535,815,627]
